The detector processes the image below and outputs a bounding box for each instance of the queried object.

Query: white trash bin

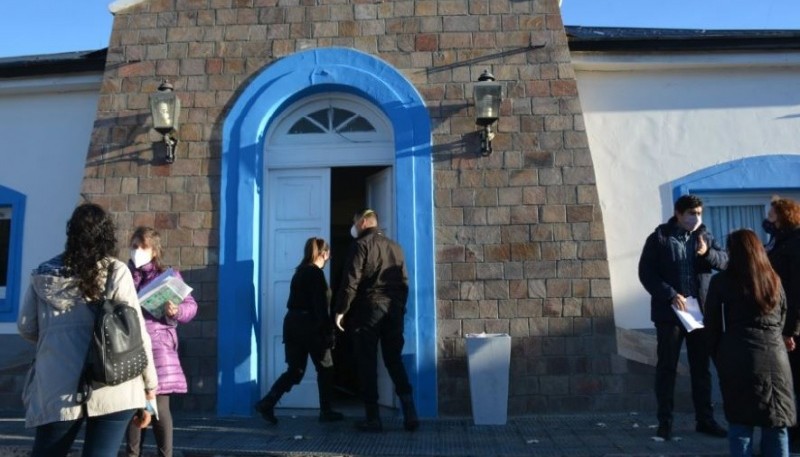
[466,333,511,425]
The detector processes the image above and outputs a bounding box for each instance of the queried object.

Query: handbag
[76,263,148,403]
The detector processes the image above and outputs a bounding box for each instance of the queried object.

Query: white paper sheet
[672,296,704,332]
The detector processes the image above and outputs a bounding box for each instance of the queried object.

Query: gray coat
[705,271,796,427]
[17,256,158,428]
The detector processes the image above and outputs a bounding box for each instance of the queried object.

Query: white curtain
[703,205,766,248]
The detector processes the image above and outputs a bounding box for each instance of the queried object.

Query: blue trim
[673,154,800,200]
[0,186,25,322]
[219,48,436,417]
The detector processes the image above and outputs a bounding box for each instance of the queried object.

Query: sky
[1,0,800,59]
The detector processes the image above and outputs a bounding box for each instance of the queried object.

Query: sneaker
[696,421,727,438]
[254,399,278,425]
[319,410,344,423]
[656,422,672,440]
[355,417,383,432]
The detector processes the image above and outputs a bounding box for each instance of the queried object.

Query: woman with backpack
[17,203,158,457]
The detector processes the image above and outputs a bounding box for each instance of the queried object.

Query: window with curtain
[695,191,800,248]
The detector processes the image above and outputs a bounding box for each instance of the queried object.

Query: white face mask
[683,215,702,232]
[350,224,359,239]
[130,248,153,268]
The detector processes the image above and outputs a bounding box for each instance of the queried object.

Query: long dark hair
[63,203,118,300]
[726,229,782,315]
[297,237,329,270]
[130,226,166,273]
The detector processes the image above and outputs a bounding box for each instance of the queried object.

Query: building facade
[80,0,621,416]
[6,2,800,418]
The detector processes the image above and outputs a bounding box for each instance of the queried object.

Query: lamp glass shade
[474,82,501,125]
[150,91,181,133]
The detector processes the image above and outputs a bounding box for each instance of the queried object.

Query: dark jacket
[334,227,409,318]
[638,218,728,324]
[705,271,796,427]
[283,264,332,346]
[767,227,800,337]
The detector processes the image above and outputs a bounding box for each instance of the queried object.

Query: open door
[366,167,397,408]
[264,168,331,408]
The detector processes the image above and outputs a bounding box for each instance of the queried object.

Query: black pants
[788,348,800,439]
[655,322,714,425]
[268,312,336,410]
[352,301,413,405]
[126,395,173,457]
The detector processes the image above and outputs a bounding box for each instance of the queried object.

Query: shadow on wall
[0,335,34,410]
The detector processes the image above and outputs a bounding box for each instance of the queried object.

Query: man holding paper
[638,195,728,441]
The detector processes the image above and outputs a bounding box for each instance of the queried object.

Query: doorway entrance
[261,94,396,409]
[263,165,396,408]
[219,47,436,417]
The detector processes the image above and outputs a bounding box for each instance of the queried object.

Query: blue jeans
[728,423,789,457]
[31,408,136,457]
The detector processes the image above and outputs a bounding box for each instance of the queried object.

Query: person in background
[764,197,800,450]
[17,203,158,457]
[334,209,418,433]
[705,229,795,457]
[638,194,728,440]
[254,237,343,424]
[125,227,197,457]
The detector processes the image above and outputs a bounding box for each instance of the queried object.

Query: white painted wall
[573,52,800,329]
[0,74,101,333]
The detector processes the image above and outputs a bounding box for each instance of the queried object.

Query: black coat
[334,227,409,319]
[638,218,728,324]
[283,264,332,346]
[705,271,795,427]
[767,227,800,337]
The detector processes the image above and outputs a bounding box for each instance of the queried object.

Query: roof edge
[0,49,107,78]
[566,26,800,52]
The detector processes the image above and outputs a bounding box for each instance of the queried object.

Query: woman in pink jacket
[125,227,197,457]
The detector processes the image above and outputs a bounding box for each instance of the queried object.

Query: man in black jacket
[638,194,728,440]
[334,209,418,433]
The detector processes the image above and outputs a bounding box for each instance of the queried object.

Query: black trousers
[655,322,714,425]
[268,313,336,410]
[126,395,172,457]
[352,301,413,405]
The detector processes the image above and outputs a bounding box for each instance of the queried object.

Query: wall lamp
[149,80,181,164]
[473,70,502,156]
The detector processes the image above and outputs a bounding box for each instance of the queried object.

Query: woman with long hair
[125,227,197,457]
[254,237,343,424]
[17,203,158,457]
[765,196,800,449]
[705,229,796,457]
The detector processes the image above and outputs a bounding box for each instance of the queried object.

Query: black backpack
[76,263,148,403]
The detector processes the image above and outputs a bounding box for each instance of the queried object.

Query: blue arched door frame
[219,48,436,417]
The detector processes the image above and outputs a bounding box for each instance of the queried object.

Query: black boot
[399,394,419,432]
[254,391,280,425]
[317,367,344,423]
[656,420,672,440]
[319,409,345,422]
[356,403,382,432]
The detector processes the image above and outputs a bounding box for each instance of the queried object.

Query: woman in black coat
[765,197,800,449]
[253,237,343,425]
[705,229,795,457]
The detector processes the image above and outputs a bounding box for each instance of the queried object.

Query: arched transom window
[288,107,375,134]
[266,94,394,168]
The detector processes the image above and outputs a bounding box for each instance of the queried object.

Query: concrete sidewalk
[0,408,732,457]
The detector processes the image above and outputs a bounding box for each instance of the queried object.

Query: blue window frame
[0,185,25,322]
[672,154,800,248]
